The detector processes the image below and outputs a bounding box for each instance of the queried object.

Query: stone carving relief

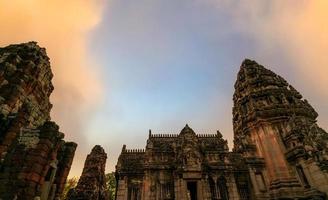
[17,127,40,149]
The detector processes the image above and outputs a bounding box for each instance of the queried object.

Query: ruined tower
[67,145,108,200]
[0,42,77,199]
[233,59,328,199]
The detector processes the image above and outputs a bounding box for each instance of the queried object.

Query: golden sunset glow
[1,0,327,178]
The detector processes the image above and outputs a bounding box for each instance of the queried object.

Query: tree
[61,177,78,199]
[105,172,117,200]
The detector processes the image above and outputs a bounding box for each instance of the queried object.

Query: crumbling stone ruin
[116,59,328,200]
[67,145,108,200]
[0,42,77,200]
[1,41,327,200]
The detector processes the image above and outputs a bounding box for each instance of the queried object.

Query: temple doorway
[187,181,197,200]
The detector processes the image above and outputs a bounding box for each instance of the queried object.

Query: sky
[0,0,328,177]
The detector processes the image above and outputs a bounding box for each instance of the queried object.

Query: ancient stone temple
[0,42,77,200]
[115,59,328,200]
[67,145,108,200]
[233,59,328,199]
[116,125,252,200]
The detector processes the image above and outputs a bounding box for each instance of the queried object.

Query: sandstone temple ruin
[0,42,77,199]
[0,42,328,200]
[116,59,328,200]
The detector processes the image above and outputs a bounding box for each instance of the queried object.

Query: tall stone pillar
[142,171,150,200]
[174,178,188,200]
[201,177,211,200]
[53,142,77,199]
[116,176,128,200]
[227,174,240,200]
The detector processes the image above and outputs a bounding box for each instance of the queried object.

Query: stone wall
[0,42,53,155]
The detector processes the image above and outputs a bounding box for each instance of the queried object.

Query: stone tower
[0,42,77,200]
[233,59,328,199]
[67,145,109,200]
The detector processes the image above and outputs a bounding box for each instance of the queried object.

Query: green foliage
[106,172,117,200]
[61,177,78,199]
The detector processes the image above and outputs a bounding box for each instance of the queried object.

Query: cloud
[0,0,106,176]
[206,0,328,127]
[219,0,328,97]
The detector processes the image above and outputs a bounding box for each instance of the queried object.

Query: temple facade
[115,59,328,200]
[116,125,252,200]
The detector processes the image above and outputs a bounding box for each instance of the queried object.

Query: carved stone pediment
[178,125,202,171]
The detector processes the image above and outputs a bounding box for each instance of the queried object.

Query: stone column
[201,177,211,200]
[175,178,188,200]
[197,180,203,200]
[300,159,328,196]
[142,171,150,200]
[248,168,260,195]
[116,177,128,200]
[40,160,58,200]
[227,175,240,200]
[54,142,77,198]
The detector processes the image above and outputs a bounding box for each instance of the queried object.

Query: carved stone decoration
[116,124,250,200]
[178,125,202,170]
[233,59,328,199]
[67,145,108,200]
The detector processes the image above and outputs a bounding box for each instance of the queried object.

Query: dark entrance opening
[187,181,197,200]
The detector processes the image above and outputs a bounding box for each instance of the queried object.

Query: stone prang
[67,145,108,200]
[0,42,77,200]
[233,59,328,199]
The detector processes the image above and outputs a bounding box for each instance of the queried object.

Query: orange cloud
[278,1,328,93]
[0,0,105,177]
[224,0,328,126]
[228,0,328,97]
